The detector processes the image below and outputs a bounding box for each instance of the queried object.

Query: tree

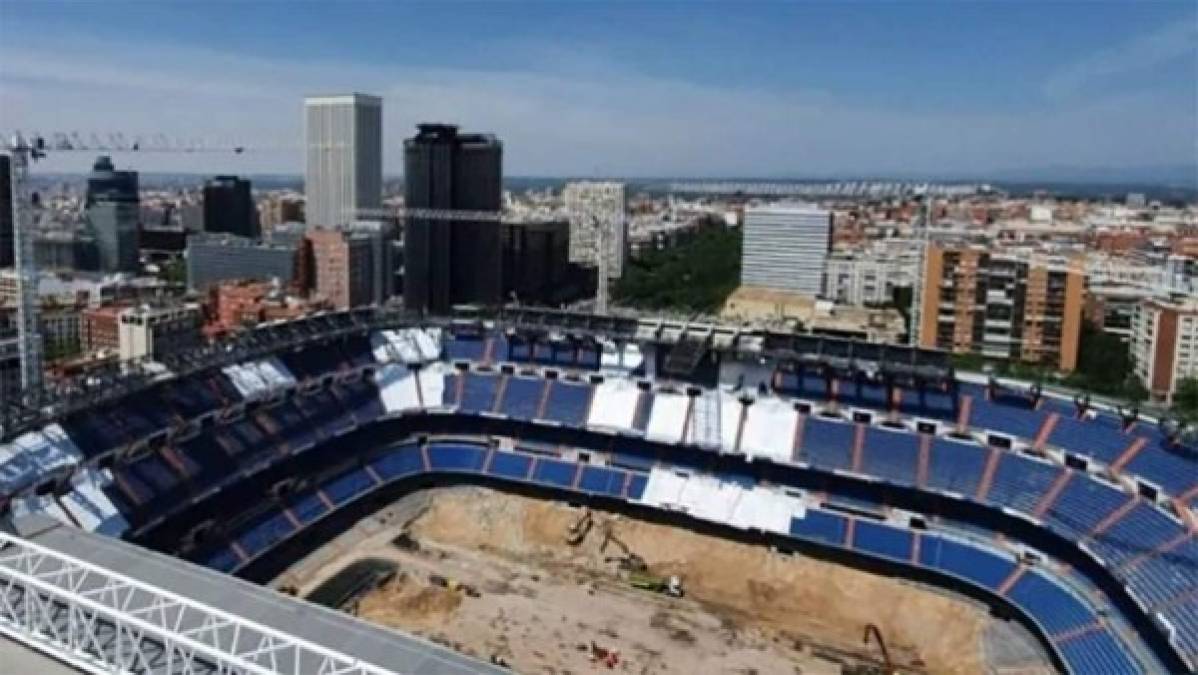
[1173,378,1198,423]
[613,223,741,313]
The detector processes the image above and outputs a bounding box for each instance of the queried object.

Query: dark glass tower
[86,156,140,273]
[0,155,12,268]
[203,175,258,238]
[403,124,502,314]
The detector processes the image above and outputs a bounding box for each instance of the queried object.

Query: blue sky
[0,1,1194,177]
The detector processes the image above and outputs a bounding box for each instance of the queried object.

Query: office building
[0,155,12,268]
[304,94,382,227]
[741,205,831,296]
[917,246,1085,372]
[403,123,503,313]
[1131,296,1198,403]
[502,220,570,306]
[185,234,301,291]
[85,156,139,273]
[563,181,628,278]
[203,175,257,238]
[307,228,377,309]
[117,303,201,362]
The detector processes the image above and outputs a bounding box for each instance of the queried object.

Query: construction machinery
[600,521,647,571]
[565,508,593,545]
[863,623,896,675]
[628,570,684,597]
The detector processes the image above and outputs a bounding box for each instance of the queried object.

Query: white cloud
[0,28,1193,176]
[1043,18,1198,99]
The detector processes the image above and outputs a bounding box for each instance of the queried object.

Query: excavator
[862,623,896,675]
[565,508,593,546]
[600,521,683,597]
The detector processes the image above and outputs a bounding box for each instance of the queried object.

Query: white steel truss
[0,531,397,675]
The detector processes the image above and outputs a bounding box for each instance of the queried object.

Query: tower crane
[3,131,267,405]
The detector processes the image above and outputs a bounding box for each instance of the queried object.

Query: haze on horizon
[0,0,1195,180]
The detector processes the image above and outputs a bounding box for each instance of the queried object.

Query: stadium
[0,306,1195,674]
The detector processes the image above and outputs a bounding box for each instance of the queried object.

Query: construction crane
[3,131,264,403]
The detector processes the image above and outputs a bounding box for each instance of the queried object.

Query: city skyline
[1,1,1194,178]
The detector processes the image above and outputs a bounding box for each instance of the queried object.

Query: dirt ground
[278,487,1006,675]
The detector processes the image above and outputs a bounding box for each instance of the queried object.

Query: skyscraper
[86,156,140,273]
[304,94,383,227]
[203,175,258,238]
[0,155,12,268]
[403,123,503,314]
[741,204,831,297]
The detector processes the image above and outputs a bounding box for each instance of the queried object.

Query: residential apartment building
[824,252,916,306]
[185,234,302,291]
[307,227,378,309]
[917,245,1085,372]
[741,204,831,297]
[1130,296,1198,403]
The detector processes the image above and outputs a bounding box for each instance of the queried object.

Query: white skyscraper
[741,204,831,296]
[304,94,383,228]
[563,181,628,279]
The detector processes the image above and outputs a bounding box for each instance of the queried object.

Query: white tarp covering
[10,493,73,528]
[372,328,442,364]
[59,468,129,536]
[0,424,82,494]
[600,341,645,374]
[587,379,640,431]
[419,365,447,409]
[222,357,296,400]
[639,467,803,534]
[375,364,422,413]
[687,390,741,450]
[645,391,689,444]
[740,397,799,463]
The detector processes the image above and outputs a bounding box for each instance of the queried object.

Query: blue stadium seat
[488,451,532,480]
[289,492,328,525]
[985,453,1062,514]
[918,536,1014,590]
[626,473,649,500]
[129,454,179,494]
[444,335,485,362]
[204,547,241,574]
[1057,629,1140,675]
[1043,475,1129,540]
[859,428,919,485]
[788,509,846,546]
[1048,414,1132,464]
[321,468,375,506]
[460,373,499,413]
[578,466,627,497]
[1162,596,1198,663]
[1006,569,1093,635]
[500,377,544,420]
[427,444,487,472]
[235,510,295,559]
[1089,501,1183,568]
[533,458,577,488]
[1121,438,1197,496]
[369,445,425,480]
[800,418,855,471]
[852,520,913,561]
[924,438,987,497]
[965,384,1049,439]
[543,382,592,427]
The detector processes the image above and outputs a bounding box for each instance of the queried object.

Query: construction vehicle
[428,574,481,598]
[599,521,647,571]
[628,570,684,597]
[863,623,896,675]
[565,508,593,545]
